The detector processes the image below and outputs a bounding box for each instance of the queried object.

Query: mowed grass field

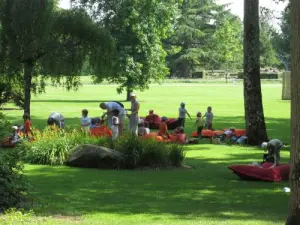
[1,83,291,225]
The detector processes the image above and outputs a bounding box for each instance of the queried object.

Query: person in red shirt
[23,113,33,137]
[158,116,169,139]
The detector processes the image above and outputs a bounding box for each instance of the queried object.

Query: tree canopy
[0,0,113,115]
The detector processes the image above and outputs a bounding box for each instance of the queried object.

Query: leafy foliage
[0,0,113,115]
[0,150,28,211]
[20,128,110,165]
[20,128,185,168]
[113,134,186,169]
[0,112,11,140]
[272,2,291,70]
[73,0,179,95]
[210,16,243,73]
[166,0,226,77]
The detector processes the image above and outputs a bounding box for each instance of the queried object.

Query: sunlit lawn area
[1,82,291,224]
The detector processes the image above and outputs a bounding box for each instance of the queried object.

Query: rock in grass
[66,145,124,169]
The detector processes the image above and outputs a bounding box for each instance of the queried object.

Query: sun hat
[12,126,18,130]
[130,92,136,97]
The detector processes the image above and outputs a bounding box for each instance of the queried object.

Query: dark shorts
[197,126,204,136]
[206,122,213,130]
[178,118,185,127]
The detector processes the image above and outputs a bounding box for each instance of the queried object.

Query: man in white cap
[127,92,140,135]
[261,139,283,168]
[99,102,126,136]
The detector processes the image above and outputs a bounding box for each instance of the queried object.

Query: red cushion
[228,163,290,182]
[166,118,178,130]
[201,130,224,137]
[232,129,246,137]
[190,131,198,137]
[90,126,112,137]
[144,115,161,129]
[141,132,158,140]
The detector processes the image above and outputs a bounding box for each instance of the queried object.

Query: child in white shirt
[81,109,91,130]
[112,109,120,140]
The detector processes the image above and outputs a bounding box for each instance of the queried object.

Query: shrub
[113,134,186,168]
[20,128,110,165]
[167,144,186,167]
[0,112,12,140]
[0,150,28,211]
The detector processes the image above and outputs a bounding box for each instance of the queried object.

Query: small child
[81,109,91,130]
[111,109,120,140]
[178,102,192,127]
[138,119,150,136]
[204,106,214,130]
[158,116,169,139]
[195,112,205,137]
[23,113,33,137]
[10,126,21,144]
[172,127,187,144]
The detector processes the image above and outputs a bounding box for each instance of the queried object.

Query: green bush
[0,112,12,140]
[113,134,186,169]
[20,128,110,165]
[20,129,186,168]
[0,150,28,211]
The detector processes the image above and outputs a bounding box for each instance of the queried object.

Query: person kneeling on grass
[158,116,169,139]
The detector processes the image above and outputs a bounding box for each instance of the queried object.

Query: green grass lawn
[0,82,291,225]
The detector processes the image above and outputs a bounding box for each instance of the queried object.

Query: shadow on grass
[31,100,131,103]
[25,146,289,223]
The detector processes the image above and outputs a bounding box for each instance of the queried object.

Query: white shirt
[224,130,233,136]
[178,107,187,118]
[106,102,125,115]
[49,112,64,122]
[112,116,119,130]
[81,116,91,126]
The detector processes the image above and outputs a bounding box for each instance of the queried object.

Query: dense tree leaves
[166,0,226,77]
[0,0,113,115]
[73,0,180,99]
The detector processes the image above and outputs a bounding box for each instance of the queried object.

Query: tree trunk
[286,0,300,224]
[181,62,190,78]
[126,88,131,101]
[23,62,33,118]
[243,0,268,145]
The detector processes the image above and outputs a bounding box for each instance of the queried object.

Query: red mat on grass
[228,163,290,182]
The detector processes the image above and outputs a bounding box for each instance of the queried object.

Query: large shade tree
[243,0,268,145]
[0,0,113,116]
[286,0,300,223]
[166,0,225,78]
[72,0,180,100]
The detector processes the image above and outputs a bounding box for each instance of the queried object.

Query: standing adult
[128,93,140,136]
[99,101,125,136]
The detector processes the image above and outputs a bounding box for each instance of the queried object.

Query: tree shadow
[25,146,290,223]
[31,99,131,103]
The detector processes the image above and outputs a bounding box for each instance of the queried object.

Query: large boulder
[66,145,124,169]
